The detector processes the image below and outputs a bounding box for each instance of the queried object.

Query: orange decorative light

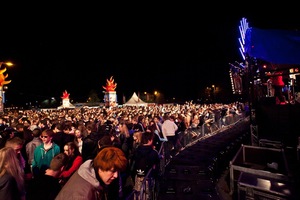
[102,76,117,92]
[0,68,11,87]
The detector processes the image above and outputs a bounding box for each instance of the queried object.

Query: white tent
[123,92,148,106]
[57,98,76,109]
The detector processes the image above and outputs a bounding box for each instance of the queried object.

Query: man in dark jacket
[131,131,160,193]
[81,123,101,162]
[26,153,68,200]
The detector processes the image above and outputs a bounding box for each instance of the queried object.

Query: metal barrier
[183,113,245,146]
[126,113,246,200]
[126,143,165,200]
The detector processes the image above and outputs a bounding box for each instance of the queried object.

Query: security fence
[126,113,247,200]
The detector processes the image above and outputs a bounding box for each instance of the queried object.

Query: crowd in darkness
[0,101,247,200]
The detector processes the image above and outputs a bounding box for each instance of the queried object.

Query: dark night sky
[1,5,300,105]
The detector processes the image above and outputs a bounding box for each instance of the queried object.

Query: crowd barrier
[183,113,245,146]
[126,113,247,200]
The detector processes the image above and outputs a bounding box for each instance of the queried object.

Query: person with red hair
[55,146,127,200]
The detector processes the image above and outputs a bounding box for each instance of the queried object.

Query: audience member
[52,122,66,153]
[97,135,113,152]
[0,147,26,200]
[81,122,100,162]
[31,129,60,178]
[26,153,68,200]
[5,136,26,171]
[131,131,160,197]
[0,117,9,131]
[62,123,75,145]
[153,115,164,139]
[59,142,83,185]
[162,114,178,159]
[26,128,42,173]
[133,115,146,132]
[147,120,163,151]
[174,114,187,152]
[73,128,84,154]
[13,122,33,173]
[117,120,134,159]
[0,128,14,149]
[38,118,50,131]
[55,146,127,200]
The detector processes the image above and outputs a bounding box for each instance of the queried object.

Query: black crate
[159,179,217,198]
[237,172,297,200]
[164,164,213,181]
[229,145,291,195]
[259,139,284,149]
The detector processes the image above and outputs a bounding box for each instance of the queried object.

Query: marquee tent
[57,101,75,109]
[123,92,148,106]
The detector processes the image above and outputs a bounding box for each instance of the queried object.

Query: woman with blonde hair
[0,147,26,200]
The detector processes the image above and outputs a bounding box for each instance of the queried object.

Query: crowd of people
[0,101,247,200]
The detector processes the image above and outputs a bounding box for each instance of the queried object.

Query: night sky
[1,5,300,106]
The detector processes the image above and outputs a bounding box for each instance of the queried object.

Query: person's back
[162,115,178,138]
[0,173,20,200]
[26,153,68,200]
[26,128,42,168]
[175,115,187,152]
[5,136,26,171]
[131,131,160,193]
[147,122,162,150]
[62,124,75,145]
[133,144,160,176]
[162,115,178,159]
[52,123,65,153]
[0,128,13,149]
[81,123,99,162]
[0,147,25,200]
[153,116,164,139]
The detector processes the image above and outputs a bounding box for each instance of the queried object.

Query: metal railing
[126,113,246,200]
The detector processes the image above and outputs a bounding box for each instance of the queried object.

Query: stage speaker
[259,97,276,105]
[295,75,300,92]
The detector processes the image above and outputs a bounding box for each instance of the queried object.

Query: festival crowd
[0,101,247,200]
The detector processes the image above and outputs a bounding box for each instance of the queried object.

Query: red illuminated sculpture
[102,76,117,92]
[61,90,70,99]
[0,68,11,87]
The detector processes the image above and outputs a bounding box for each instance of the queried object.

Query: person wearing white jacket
[162,114,178,160]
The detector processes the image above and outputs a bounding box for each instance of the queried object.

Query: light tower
[102,76,118,107]
[0,62,13,113]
